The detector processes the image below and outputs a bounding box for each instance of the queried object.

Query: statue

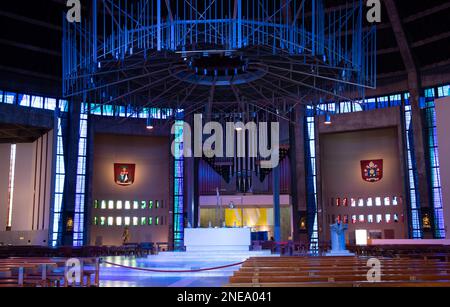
[326,222,354,256]
[121,226,131,245]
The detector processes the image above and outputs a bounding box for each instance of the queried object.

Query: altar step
[147,250,274,262]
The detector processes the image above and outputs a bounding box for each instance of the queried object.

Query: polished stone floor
[99,250,275,287]
[100,275,230,287]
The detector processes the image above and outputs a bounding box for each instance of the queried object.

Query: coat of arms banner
[360,160,383,183]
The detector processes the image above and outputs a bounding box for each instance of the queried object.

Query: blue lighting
[173,118,185,250]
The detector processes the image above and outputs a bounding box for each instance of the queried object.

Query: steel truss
[63,0,376,119]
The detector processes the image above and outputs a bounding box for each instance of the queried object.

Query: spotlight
[146,117,154,130]
[235,116,243,131]
[324,114,332,125]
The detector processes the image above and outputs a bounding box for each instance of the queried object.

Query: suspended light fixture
[324,114,332,125]
[146,117,154,130]
[235,115,243,131]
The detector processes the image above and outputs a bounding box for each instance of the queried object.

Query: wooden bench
[226,281,450,287]
[0,257,100,287]
[227,256,450,287]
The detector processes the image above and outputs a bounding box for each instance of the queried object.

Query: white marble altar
[184,228,251,251]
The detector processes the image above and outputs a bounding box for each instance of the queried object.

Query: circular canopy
[63,0,376,117]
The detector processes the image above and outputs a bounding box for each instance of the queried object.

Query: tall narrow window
[74,112,88,246]
[404,98,422,238]
[173,119,185,250]
[423,90,445,238]
[6,144,17,230]
[51,117,66,246]
[306,108,319,254]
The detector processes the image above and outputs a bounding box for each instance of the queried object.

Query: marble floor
[98,250,275,287]
[100,275,230,287]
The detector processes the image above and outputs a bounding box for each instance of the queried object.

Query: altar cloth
[184,228,251,251]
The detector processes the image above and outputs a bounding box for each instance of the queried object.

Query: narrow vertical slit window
[6,144,17,230]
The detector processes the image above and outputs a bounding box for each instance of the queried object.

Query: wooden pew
[0,257,100,287]
[226,256,450,287]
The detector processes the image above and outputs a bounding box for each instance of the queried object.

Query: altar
[184,228,251,252]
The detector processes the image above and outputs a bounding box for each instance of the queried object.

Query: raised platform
[184,228,251,252]
[368,239,450,246]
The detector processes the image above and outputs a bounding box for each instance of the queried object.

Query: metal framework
[63,0,376,118]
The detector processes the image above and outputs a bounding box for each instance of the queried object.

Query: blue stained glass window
[404,104,423,238]
[50,118,66,247]
[390,94,402,107]
[5,92,16,104]
[102,105,114,116]
[73,113,88,246]
[90,103,102,115]
[363,98,376,110]
[59,100,68,112]
[19,95,31,107]
[46,98,57,110]
[377,96,389,108]
[425,88,435,98]
[31,96,44,108]
[306,116,318,253]
[423,91,445,238]
[437,85,449,98]
[339,101,352,113]
[119,106,127,117]
[173,120,185,250]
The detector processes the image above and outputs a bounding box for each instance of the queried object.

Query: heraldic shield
[360,160,383,183]
[114,163,136,186]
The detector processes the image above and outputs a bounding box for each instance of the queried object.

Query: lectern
[326,223,354,256]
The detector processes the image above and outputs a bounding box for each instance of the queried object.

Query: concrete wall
[12,143,35,231]
[435,97,450,239]
[0,144,11,230]
[317,108,408,243]
[0,131,53,245]
[320,128,407,242]
[90,134,171,246]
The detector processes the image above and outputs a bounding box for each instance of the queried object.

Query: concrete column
[273,164,281,242]
[84,113,95,245]
[435,97,450,239]
[384,0,432,238]
[185,156,195,228]
[290,105,308,242]
[184,113,199,228]
[194,158,200,228]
